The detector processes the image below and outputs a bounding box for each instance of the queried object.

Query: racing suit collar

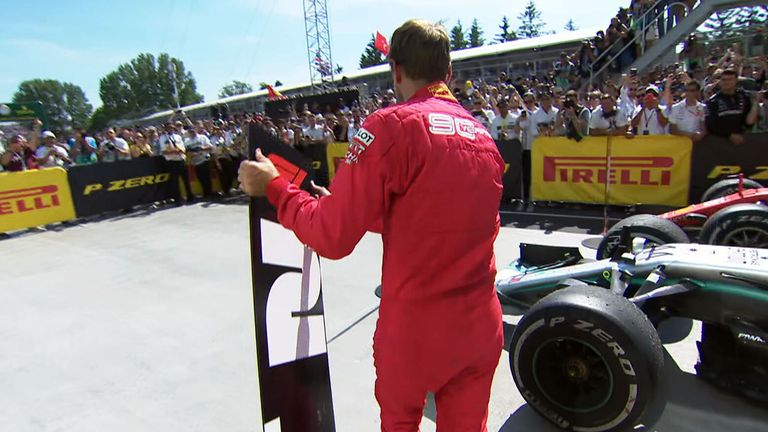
[410,81,459,104]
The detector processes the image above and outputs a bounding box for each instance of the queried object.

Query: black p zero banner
[67,157,177,217]
[297,144,330,187]
[247,124,335,432]
[689,132,768,202]
[495,139,524,200]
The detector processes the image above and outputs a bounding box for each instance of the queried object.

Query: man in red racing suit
[239,20,505,431]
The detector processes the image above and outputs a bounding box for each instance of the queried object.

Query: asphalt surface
[1,201,766,431]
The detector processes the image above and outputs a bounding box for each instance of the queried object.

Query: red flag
[266,85,286,101]
[374,31,390,57]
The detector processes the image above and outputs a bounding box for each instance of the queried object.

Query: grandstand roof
[138,27,599,123]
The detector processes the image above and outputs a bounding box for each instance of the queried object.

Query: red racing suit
[266,82,505,431]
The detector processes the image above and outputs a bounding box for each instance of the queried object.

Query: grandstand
[132,28,599,125]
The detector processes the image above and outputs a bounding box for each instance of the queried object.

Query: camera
[563,99,576,109]
[105,143,115,151]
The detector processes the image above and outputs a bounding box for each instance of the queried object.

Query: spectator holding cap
[490,98,519,140]
[35,130,72,167]
[705,68,759,145]
[630,86,669,136]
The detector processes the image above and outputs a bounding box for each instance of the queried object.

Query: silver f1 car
[496,239,768,432]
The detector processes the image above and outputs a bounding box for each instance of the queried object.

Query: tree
[334,64,343,75]
[274,80,283,87]
[219,80,253,98]
[469,19,485,48]
[359,34,386,68]
[12,79,93,131]
[98,53,203,122]
[258,82,269,90]
[704,9,739,39]
[564,19,578,31]
[450,20,469,51]
[517,0,546,39]
[494,16,517,43]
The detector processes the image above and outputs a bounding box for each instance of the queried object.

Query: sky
[0,0,623,108]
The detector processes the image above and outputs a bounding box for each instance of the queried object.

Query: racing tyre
[509,284,665,432]
[701,178,762,202]
[699,204,768,249]
[596,214,689,260]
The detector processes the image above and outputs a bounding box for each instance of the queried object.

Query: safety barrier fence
[2,134,765,232]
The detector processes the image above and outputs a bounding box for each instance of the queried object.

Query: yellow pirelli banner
[532,136,692,206]
[326,142,349,181]
[0,168,76,232]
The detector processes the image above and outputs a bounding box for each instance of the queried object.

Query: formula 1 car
[496,241,768,432]
[597,176,768,259]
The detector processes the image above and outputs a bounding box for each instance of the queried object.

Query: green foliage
[359,34,386,68]
[12,79,93,132]
[98,53,203,123]
[564,19,578,31]
[219,80,253,98]
[469,19,485,48]
[494,16,517,43]
[517,0,545,39]
[450,20,469,50]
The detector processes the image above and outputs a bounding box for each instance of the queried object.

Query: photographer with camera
[557,90,590,141]
[489,98,519,141]
[589,93,630,136]
[98,128,131,163]
[159,121,193,205]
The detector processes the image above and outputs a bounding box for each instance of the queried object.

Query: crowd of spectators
[2,0,767,205]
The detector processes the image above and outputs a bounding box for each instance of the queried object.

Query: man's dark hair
[686,80,701,91]
[388,20,451,83]
[721,69,738,77]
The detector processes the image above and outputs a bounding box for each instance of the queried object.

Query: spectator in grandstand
[587,91,603,110]
[185,126,215,199]
[589,93,630,136]
[470,98,494,130]
[681,34,707,72]
[159,122,193,204]
[618,75,640,117]
[557,90,591,140]
[98,128,131,162]
[576,40,596,85]
[302,113,332,145]
[129,131,154,158]
[531,93,559,138]
[70,129,99,165]
[346,108,364,142]
[669,79,706,141]
[705,69,759,145]
[36,131,72,167]
[210,127,237,196]
[630,86,669,135]
[490,98,519,140]
[0,134,37,172]
[146,126,161,154]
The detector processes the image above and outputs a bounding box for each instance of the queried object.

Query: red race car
[597,175,768,259]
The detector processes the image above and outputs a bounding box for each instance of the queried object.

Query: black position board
[246,123,336,432]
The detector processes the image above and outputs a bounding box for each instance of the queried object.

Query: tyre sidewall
[701,205,768,246]
[511,297,659,430]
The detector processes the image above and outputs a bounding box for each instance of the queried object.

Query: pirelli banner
[0,168,76,232]
[532,136,692,207]
[689,132,768,202]
[326,142,349,182]
[67,157,177,217]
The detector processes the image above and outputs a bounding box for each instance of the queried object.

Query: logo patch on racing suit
[345,128,375,164]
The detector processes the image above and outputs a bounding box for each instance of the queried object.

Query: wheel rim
[720,226,768,248]
[532,337,614,413]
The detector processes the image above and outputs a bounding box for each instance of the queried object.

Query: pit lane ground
[1,200,766,431]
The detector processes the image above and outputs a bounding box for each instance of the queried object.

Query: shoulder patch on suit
[346,127,375,164]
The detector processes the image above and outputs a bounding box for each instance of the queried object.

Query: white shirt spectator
[589,106,630,131]
[633,106,668,135]
[184,133,212,166]
[303,125,328,142]
[490,112,519,140]
[669,100,706,135]
[99,138,130,162]
[35,145,69,167]
[159,133,186,162]
[530,106,559,140]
